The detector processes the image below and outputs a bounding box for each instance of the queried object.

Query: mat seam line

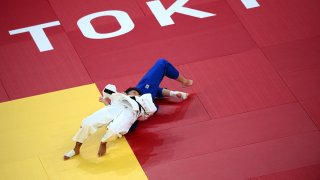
[130,101,302,135]
[177,65,215,120]
[214,100,297,119]
[259,34,320,49]
[145,130,319,168]
[250,162,320,179]
[259,47,319,130]
[38,156,51,180]
[134,0,146,16]
[195,94,215,119]
[0,79,11,100]
[223,1,320,49]
[46,0,95,85]
[223,1,319,130]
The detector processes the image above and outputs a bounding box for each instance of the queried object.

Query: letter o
[77,10,135,39]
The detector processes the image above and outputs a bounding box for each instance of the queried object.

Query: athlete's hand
[99,96,109,105]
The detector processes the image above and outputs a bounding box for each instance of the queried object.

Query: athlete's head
[125,87,142,96]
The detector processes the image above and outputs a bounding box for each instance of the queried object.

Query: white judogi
[72,85,157,143]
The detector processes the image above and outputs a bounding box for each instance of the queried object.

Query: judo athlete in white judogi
[63,84,157,160]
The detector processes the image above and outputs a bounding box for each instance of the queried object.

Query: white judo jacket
[103,84,157,120]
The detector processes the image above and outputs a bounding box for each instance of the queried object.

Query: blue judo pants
[136,59,180,100]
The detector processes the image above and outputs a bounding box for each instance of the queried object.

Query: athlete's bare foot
[64,148,80,160]
[176,92,188,100]
[182,79,193,88]
[97,142,107,157]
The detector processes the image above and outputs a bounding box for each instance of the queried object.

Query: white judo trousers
[72,103,137,143]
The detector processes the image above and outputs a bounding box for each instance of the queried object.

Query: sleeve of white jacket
[102,84,117,100]
[137,94,157,121]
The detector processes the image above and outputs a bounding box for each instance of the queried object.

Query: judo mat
[1,0,320,179]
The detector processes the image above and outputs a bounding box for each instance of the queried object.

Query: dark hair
[125,87,142,95]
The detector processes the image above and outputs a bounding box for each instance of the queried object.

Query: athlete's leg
[98,107,136,156]
[71,107,116,143]
[137,59,193,89]
[162,89,189,100]
[64,106,120,160]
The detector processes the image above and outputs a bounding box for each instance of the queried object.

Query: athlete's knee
[156,59,169,66]
[81,118,94,127]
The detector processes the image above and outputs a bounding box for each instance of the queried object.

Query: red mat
[180,49,295,118]
[227,0,320,46]
[127,103,316,171]
[143,132,320,179]
[280,68,320,130]
[0,32,92,100]
[263,37,320,130]
[278,67,320,101]
[263,36,320,75]
[300,98,320,131]
[250,164,320,180]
